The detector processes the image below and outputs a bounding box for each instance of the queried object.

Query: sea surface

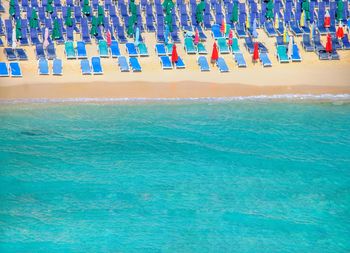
[0,99,350,253]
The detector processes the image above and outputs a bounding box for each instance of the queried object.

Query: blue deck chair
[38,58,49,74]
[301,34,314,51]
[0,62,9,77]
[91,57,103,74]
[197,42,207,54]
[77,41,87,59]
[235,23,247,38]
[110,40,121,57]
[80,59,91,74]
[129,57,142,72]
[35,43,45,59]
[4,48,17,61]
[52,58,62,75]
[234,53,247,67]
[138,42,149,56]
[258,42,269,53]
[211,24,222,39]
[160,56,172,69]
[260,53,272,67]
[332,35,342,50]
[290,21,304,36]
[15,48,28,60]
[126,42,138,57]
[46,43,56,60]
[276,36,285,46]
[217,38,230,54]
[30,28,41,45]
[244,37,255,54]
[0,37,3,47]
[216,57,229,72]
[276,45,290,63]
[264,21,278,37]
[313,33,325,51]
[330,50,340,60]
[342,34,350,50]
[184,37,197,54]
[317,50,330,60]
[291,44,302,62]
[197,56,210,71]
[155,44,167,56]
[9,62,22,77]
[118,56,130,72]
[175,56,185,69]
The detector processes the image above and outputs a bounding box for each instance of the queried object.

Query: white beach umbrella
[43,27,49,49]
[11,28,17,49]
[288,36,293,59]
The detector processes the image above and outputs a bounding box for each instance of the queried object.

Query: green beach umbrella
[97,5,104,26]
[301,0,310,20]
[9,0,16,16]
[162,0,174,12]
[90,16,98,36]
[129,0,137,17]
[16,19,22,40]
[65,7,73,27]
[46,0,54,14]
[336,0,344,21]
[195,0,205,24]
[230,2,238,23]
[265,0,274,20]
[29,9,39,29]
[83,0,91,16]
[52,19,61,40]
[127,16,135,37]
[165,10,173,32]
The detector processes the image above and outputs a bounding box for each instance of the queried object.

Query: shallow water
[0,101,350,253]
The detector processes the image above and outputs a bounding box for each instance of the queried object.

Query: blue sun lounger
[129,57,141,72]
[317,50,330,60]
[80,59,91,74]
[197,56,210,71]
[160,56,172,69]
[313,33,325,51]
[38,58,49,75]
[184,37,197,54]
[118,56,130,72]
[197,42,207,54]
[216,57,229,72]
[52,58,62,75]
[15,48,28,60]
[9,62,22,77]
[110,40,121,57]
[264,21,278,37]
[4,48,17,61]
[211,24,222,39]
[234,53,247,67]
[46,43,56,60]
[301,34,314,52]
[217,38,230,54]
[126,42,138,57]
[155,44,166,56]
[342,35,350,50]
[91,57,103,74]
[77,41,87,59]
[260,53,272,67]
[291,44,302,62]
[0,62,9,77]
[137,42,149,57]
[175,56,185,69]
[98,40,109,58]
[35,43,46,59]
[244,37,255,54]
[330,50,340,60]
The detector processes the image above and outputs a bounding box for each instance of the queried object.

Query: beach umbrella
[9,0,15,16]
[82,0,91,16]
[196,0,205,24]
[228,29,233,46]
[15,19,22,40]
[165,10,173,32]
[171,44,178,64]
[336,0,344,21]
[29,9,39,29]
[336,22,344,39]
[164,0,174,14]
[266,0,274,20]
[287,36,293,59]
[194,28,199,45]
[97,5,104,26]
[11,28,17,49]
[90,16,98,36]
[164,24,169,45]
[274,13,279,29]
[324,10,330,28]
[65,6,73,27]
[230,2,238,23]
[134,26,140,46]
[220,18,225,36]
[246,13,250,30]
[301,0,310,21]
[129,0,137,17]
[46,0,54,14]
[310,22,314,39]
[43,27,49,49]
[52,19,61,40]
[325,33,332,53]
[253,42,259,62]
[300,11,305,27]
[283,26,289,44]
[106,29,111,47]
[252,18,258,38]
[127,16,135,37]
[211,42,219,63]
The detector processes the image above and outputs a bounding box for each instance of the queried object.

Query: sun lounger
[342,35,350,50]
[244,37,255,54]
[235,23,247,38]
[15,48,28,60]
[65,41,76,59]
[118,56,130,72]
[275,36,286,46]
[38,58,49,75]
[175,56,185,69]
[125,42,138,57]
[330,50,340,60]
[155,44,167,56]
[52,58,62,75]
[0,62,9,77]
[211,24,222,39]
[290,21,304,36]
[184,37,196,54]
[77,41,87,59]
[276,45,290,63]
[80,59,91,74]
[129,57,141,72]
[260,53,272,67]
[234,53,247,67]
[137,42,149,56]
[197,56,210,71]
[110,40,121,58]
[91,57,103,74]
[217,38,230,54]
[264,21,278,37]
[291,44,302,62]
[301,34,314,52]
[98,40,109,58]
[160,56,172,69]
[9,62,22,77]
[231,38,241,53]
[332,36,342,50]
[197,42,207,54]
[46,43,56,60]
[317,50,330,60]
[166,43,173,56]
[216,57,229,72]
[313,33,325,51]
[4,48,17,61]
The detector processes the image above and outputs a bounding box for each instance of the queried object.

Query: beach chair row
[80,56,142,74]
[0,61,22,77]
[3,48,28,61]
[38,58,62,75]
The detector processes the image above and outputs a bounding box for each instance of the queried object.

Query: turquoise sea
[0,99,350,253]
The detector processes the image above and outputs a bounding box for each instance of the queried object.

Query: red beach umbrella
[211,42,219,62]
[324,10,330,28]
[228,29,233,46]
[336,25,344,39]
[325,33,332,53]
[106,30,111,47]
[253,42,259,61]
[194,28,199,45]
[220,19,225,35]
[171,44,178,63]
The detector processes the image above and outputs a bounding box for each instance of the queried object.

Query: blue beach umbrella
[164,24,169,45]
[252,18,258,38]
[134,26,140,46]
